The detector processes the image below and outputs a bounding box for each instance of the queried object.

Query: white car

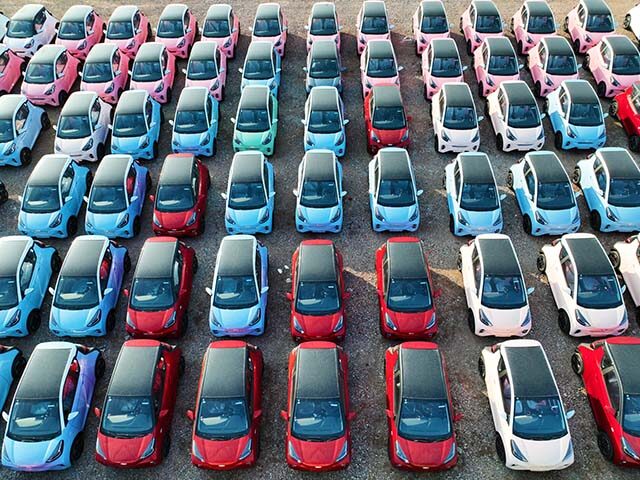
[487,80,545,152]
[609,234,640,308]
[432,83,482,153]
[625,3,640,44]
[458,234,533,337]
[0,12,9,40]
[54,91,111,162]
[537,233,628,337]
[479,339,575,471]
[4,5,58,58]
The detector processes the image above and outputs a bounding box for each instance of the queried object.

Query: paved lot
[2,0,640,479]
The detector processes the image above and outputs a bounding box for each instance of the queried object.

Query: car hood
[0,306,20,329]
[173,130,210,147]
[569,123,605,139]
[128,307,176,332]
[155,209,195,229]
[298,205,340,224]
[81,81,113,94]
[130,78,163,93]
[428,73,463,87]
[397,436,454,467]
[294,310,342,336]
[372,127,407,145]
[98,432,155,464]
[441,126,479,144]
[112,134,149,150]
[211,304,260,330]
[194,434,252,465]
[576,304,626,330]
[508,124,544,141]
[291,436,347,467]
[2,436,63,466]
[307,75,340,88]
[481,305,530,330]
[226,206,268,226]
[86,210,129,229]
[360,33,390,42]
[459,208,501,228]
[21,81,54,96]
[4,37,36,51]
[235,129,271,145]
[535,206,579,225]
[50,305,98,330]
[386,308,433,332]
[19,210,62,229]
[306,131,343,148]
[57,38,87,52]
[511,434,572,467]
[55,136,91,152]
[156,36,184,50]
[241,77,276,90]
[375,204,418,223]
[185,78,217,90]
[605,204,640,227]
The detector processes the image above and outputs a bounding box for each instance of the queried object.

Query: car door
[495,357,512,436]
[257,241,268,299]
[599,350,621,427]
[587,156,607,209]
[556,247,575,312]
[519,162,536,213]
[62,357,86,434]
[59,163,76,218]
[18,247,37,310]
[14,101,32,148]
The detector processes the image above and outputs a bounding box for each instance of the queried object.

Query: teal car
[231,85,278,156]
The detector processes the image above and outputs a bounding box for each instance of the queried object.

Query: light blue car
[303,86,348,157]
[223,151,275,234]
[239,40,281,96]
[294,149,345,233]
[508,151,581,236]
[171,86,219,157]
[49,235,129,337]
[368,148,422,232]
[0,94,49,167]
[85,155,150,238]
[0,236,59,337]
[18,155,90,239]
[445,152,504,236]
[206,235,268,337]
[1,342,103,471]
[547,79,607,150]
[0,347,25,410]
[110,90,162,160]
[574,147,640,232]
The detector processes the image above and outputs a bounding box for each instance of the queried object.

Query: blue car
[0,236,59,337]
[508,151,581,236]
[1,341,103,471]
[574,147,640,232]
[444,152,504,236]
[49,235,129,337]
[294,149,345,233]
[206,235,268,336]
[0,346,25,410]
[0,94,49,167]
[239,40,281,95]
[223,151,275,234]
[171,86,219,157]
[18,155,91,239]
[110,90,162,160]
[547,79,607,150]
[303,86,348,157]
[85,155,150,238]
[368,148,423,232]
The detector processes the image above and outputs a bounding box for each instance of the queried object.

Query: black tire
[147,23,152,41]
[423,84,429,101]
[506,171,514,189]
[523,215,532,235]
[624,14,632,30]
[609,249,621,269]
[133,216,141,237]
[85,171,93,192]
[609,100,619,119]
[478,356,485,379]
[11,354,26,379]
[630,135,640,152]
[478,82,484,97]
[66,216,78,237]
[27,309,41,334]
[198,216,206,235]
[96,143,105,161]
[597,431,614,462]
[467,310,476,334]
[596,82,606,98]
[573,40,580,54]
[51,252,62,273]
[146,172,152,192]
[192,254,198,274]
[179,311,189,337]
[152,141,159,160]
[571,351,584,376]
[94,354,105,379]
[536,253,546,273]
[456,252,463,271]
[106,311,116,332]
[554,131,564,150]
[572,167,581,185]
[582,55,590,71]
[449,215,455,235]
[19,148,32,167]
[123,252,131,273]
[466,40,472,56]
[166,87,172,103]
[41,112,50,130]
[58,90,68,106]
[590,210,602,231]
[517,40,523,55]
[434,134,440,152]
[563,17,569,33]
[162,434,171,458]
[70,434,84,462]
[179,355,185,375]
[534,81,542,98]
[558,310,571,335]
[496,134,504,151]
[495,435,506,464]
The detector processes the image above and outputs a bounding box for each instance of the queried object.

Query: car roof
[108,343,159,397]
[504,345,558,398]
[582,0,612,15]
[565,235,612,275]
[443,84,474,107]
[379,149,411,180]
[136,42,164,63]
[367,39,394,58]
[256,3,279,19]
[217,236,255,277]
[61,236,108,277]
[239,86,269,109]
[160,3,187,20]
[62,5,92,22]
[309,87,339,110]
[312,2,336,18]
[116,90,147,115]
[231,152,263,183]
[16,344,72,400]
[201,345,247,398]
[599,148,640,180]
[525,0,553,16]
[0,236,31,277]
[246,41,273,60]
[134,238,178,279]
[189,41,217,61]
[0,94,26,121]
[387,240,428,280]
[12,4,44,21]
[459,153,494,184]
[31,44,65,64]
[304,151,335,181]
[527,152,568,183]
[607,36,639,56]
[295,346,340,399]
[421,1,446,16]
[363,1,386,16]
[474,0,500,16]
[206,4,232,20]
[564,80,598,104]
[28,154,68,186]
[607,342,640,395]
[477,236,520,275]
[86,43,117,63]
[543,36,573,56]
[110,5,138,22]
[431,38,459,58]
[372,85,403,107]
[298,242,337,282]
[311,39,338,59]
[60,91,96,117]
[159,153,196,186]
[93,155,131,187]
[486,37,515,57]
[400,346,447,400]
[177,87,208,112]
[502,81,536,106]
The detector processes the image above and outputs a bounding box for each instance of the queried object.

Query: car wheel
[456,252,463,271]
[106,311,116,332]
[558,310,571,335]
[467,310,476,334]
[517,40,523,55]
[85,171,93,191]
[179,355,186,375]
[166,87,172,103]
[192,254,199,274]
[478,82,484,97]
[66,216,78,237]
[423,84,429,101]
[96,142,105,161]
[19,148,32,167]
[571,351,584,376]
[571,167,581,185]
[211,138,217,157]
[146,23,152,41]
[152,141,159,159]
[27,309,41,334]
[51,251,62,273]
[162,434,171,459]
[554,131,564,150]
[590,210,602,231]
[11,353,26,379]
[536,252,546,273]
[563,17,569,33]
[478,356,485,379]
[40,112,50,130]
[630,135,640,152]
[609,100,619,119]
[449,215,455,235]
[582,54,590,71]
[534,81,542,98]
[133,216,141,237]
[466,40,472,56]
[58,90,68,106]
[496,134,504,151]
[573,39,581,54]
[94,354,105,379]
[624,14,632,30]
[179,311,189,337]
[70,434,84,462]
[123,252,132,273]
[608,249,621,269]
[506,171,514,189]
[597,431,614,462]
[434,134,441,152]
[596,82,606,98]
[198,216,206,235]
[495,435,506,464]
[523,215,532,235]
[146,172,152,192]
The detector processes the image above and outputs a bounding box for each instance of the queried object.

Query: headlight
[374,206,385,221]
[598,129,606,139]
[153,214,161,227]
[471,130,480,143]
[46,440,64,463]
[486,75,495,87]
[117,213,130,228]
[155,81,164,93]
[619,310,629,327]
[225,212,236,225]
[330,209,341,223]
[288,441,301,462]
[401,131,409,142]
[336,132,345,144]
[622,437,640,461]
[511,440,527,462]
[44,84,56,96]
[492,214,502,226]
[211,79,220,91]
[585,34,592,43]
[259,209,270,224]
[139,136,150,149]
[506,129,516,141]
[537,128,545,140]
[429,79,437,88]
[200,133,211,146]
[186,211,197,226]
[441,130,450,142]
[544,75,554,87]
[408,207,419,222]
[371,131,380,142]
[562,440,574,463]
[163,311,177,329]
[521,311,531,327]
[274,39,281,47]
[575,310,591,327]
[336,440,348,461]
[5,309,21,328]
[526,35,533,44]
[96,438,106,459]
[444,442,456,463]
[82,138,94,151]
[474,33,480,43]
[4,142,16,154]
[366,81,372,89]
[86,310,102,328]
[332,316,344,333]
[479,310,492,326]
[24,39,34,49]
[210,312,222,328]
[141,438,155,459]
[385,313,397,330]
[262,132,273,145]
[305,136,314,147]
[426,313,436,329]
[296,207,306,222]
[566,126,577,138]
[535,210,548,225]
[49,212,63,228]
[223,38,232,48]
[293,316,304,333]
[78,40,87,51]
[126,312,135,328]
[606,207,619,221]
[239,438,252,460]
[610,76,620,87]
[248,308,261,326]
[177,38,186,48]
[192,440,204,461]
[457,211,469,226]
[126,39,135,49]
[395,441,409,463]
[104,82,115,94]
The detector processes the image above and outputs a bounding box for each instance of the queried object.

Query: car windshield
[513,396,567,440]
[156,184,195,212]
[237,108,269,133]
[569,102,602,127]
[107,21,133,40]
[54,275,99,310]
[243,59,273,80]
[113,112,147,137]
[292,398,344,441]
[295,280,340,315]
[367,57,396,78]
[89,186,127,214]
[421,15,448,34]
[0,119,14,142]
[301,179,338,208]
[372,106,406,130]
[310,17,337,35]
[22,185,60,213]
[361,16,388,34]
[25,63,54,84]
[203,18,230,37]
[0,276,18,309]
[622,394,640,437]
[608,178,640,207]
[508,104,540,128]
[187,59,217,80]
[132,60,162,82]
[174,110,208,134]
[576,274,622,309]
[431,56,462,77]
[57,20,85,40]
[7,20,35,38]
[228,181,267,210]
[527,15,555,34]
[536,181,575,210]
[83,61,114,83]
[476,15,502,33]
[586,14,614,32]
[253,18,280,37]
[488,55,518,75]
[398,398,451,441]
[481,274,527,309]
[213,275,258,309]
[613,55,640,76]
[156,19,184,38]
[460,182,499,211]
[196,397,249,440]
[130,277,175,311]
[546,54,577,75]
[308,109,340,134]
[7,399,61,442]
[443,106,477,129]
[378,179,415,207]
[57,114,91,139]
[310,58,339,79]
[387,277,432,312]
[101,395,154,437]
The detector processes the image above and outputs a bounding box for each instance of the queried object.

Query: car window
[15,103,29,133]
[126,166,136,199]
[35,10,46,29]
[113,50,121,69]
[144,98,153,126]
[524,166,535,196]
[393,359,401,415]
[469,5,476,25]
[561,257,575,292]
[577,5,586,25]
[522,6,528,26]
[55,53,67,78]
[61,164,74,199]
[87,12,95,31]
[559,90,569,116]
[539,43,547,65]
[192,164,199,196]
[604,368,620,412]
[453,163,461,198]
[153,356,166,414]
[19,248,36,296]
[62,359,80,421]
[472,247,481,292]
[373,160,379,190]
[497,90,506,116]
[498,359,511,418]
[594,162,607,192]
[601,43,611,69]
[90,100,101,128]
[255,244,262,286]
[632,87,640,112]
[133,12,141,30]
[381,251,389,295]
[0,52,9,74]
[100,248,112,294]
[184,10,191,30]
[263,163,270,193]
[481,43,488,65]
[205,97,213,124]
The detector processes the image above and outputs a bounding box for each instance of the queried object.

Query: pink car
[306,2,341,52]
[360,39,402,98]
[130,42,176,104]
[183,41,227,101]
[412,1,451,55]
[356,1,392,55]
[511,1,557,55]
[155,4,197,59]
[421,38,465,100]
[460,0,505,55]
[251,3,288,57]
[201,4,240,59]
[56,5,105,60]
[0,45,26,95]
[474,37,521,97]
[563,0,614,54]
[105,5,151,58]
[528,36,579,97]
[80,43,130,104]
[21,45,79,106]
[584,36,640,98]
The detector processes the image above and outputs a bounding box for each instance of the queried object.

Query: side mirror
[343,119,350,125]
[280,410,289,421]
[24,287,34,296]
[526,286,535,295]
[93,407,102,418]
[499,193,507,201]
[130,195,138,202]
[164,69,171,76]
[220,67,225,73]
[181,68,187,75]
[67,411,79,421]
[253,409,262,420]
[292,188,299,197]
[269,191,276,198]
[385,409,393,419]
[540,113,546,120]
[18,195,23,203]
[302,66,308,72]
[186,28,192,33]
[347,411,356,421]
[416,189,424,196]
[186,409,195,422]
[238,67,244,74]
[48,287,56,296]
[603,112,609,119]
[300,119,306,126]
[260,286,269,295]
[397,65,404,72]
[205,287,213,296]
[343,291,352,300]
[304,25,309,30]
[1,411,7,422]
[135,28,142,35]
[453,412,464,422]
[341,191,347,197]
[52,125,57,131]
[621,284,627,294]
[389,24,395,30]
[518,64,524,70]
[566,409,576,420]
[123,288,129,297]
[83,196,89,203]
[220,192,228,200]
[104,287,113,296]
[285,292,293,301]
[230,117,236,124]
[433,288,443,299]
[477,115,484,122]
[168,119,174,126]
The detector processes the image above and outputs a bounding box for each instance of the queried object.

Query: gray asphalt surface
[2,0,640,479]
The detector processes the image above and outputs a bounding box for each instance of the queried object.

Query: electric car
[105,5,151,58]
[110,89,162,160]
[460,0,505,54]
[360,39,402,98]
[4,4,58,58]
[239,41,281,95]
[412,0,451,55]
[171,86,219,157]
[527,36,579,98]
[184,41,227,101]
[21,44,80,106]
[306,2,340,52]
[304,40,344,93]
[302,86,348,156]
[231,85,278,156]
[356,1,392,55]
[130,42,176,104]
[431,83,481,153]
[251,3,288,57]
[0,45,25,95]
[474,37,521,97]
[201,4,240,59]
[611,82,640,151]
[80,43,131,104]
[56,5,105,60]
[0,346,25,409]
[0,94,48,167]
[364,85,409,154]
[155,4,197,59]
[510,1,556,54]
[421,38,465,100]
[564,0,615,54]
[610,234,640,308]
[583,36,640,98]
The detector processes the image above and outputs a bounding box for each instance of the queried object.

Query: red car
[572,336,640,466]
[611,82,640,152]
[376,237,440,338]
[152,153,210,236]
[281,342,353,471]
[125,237,197,338]
[95,339,183,468]
[364,85,410,154]
[287,240,349,342]
[385,342,459,470]
[187,341,263,470]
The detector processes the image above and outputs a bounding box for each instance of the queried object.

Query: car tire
[152,141,159,159]
[70,434,84,462]
[572,167,581,185]
[582,55,590,71]
[51,251,62,273]
[19,148,32,167]
[517,40,523,55]
[449,215,455,235]
[573,39,581,54]
[496,134,504,151]
[478,82,484,97]
[630,135,640,152]
[27,309,41,334]
[536,252,546,273]
[94,354,105,379]
[146,23,152,41]
[506,171,514,189]
[11,353,26,379]
[571,351,584,376]
[67,216,78,237]
[179,355,186,375]
[596,82,606,98]
[558,310,571,335]
[123,252,131,273]
[534,81,542,98]
[41,112,50,130]
[133,216,141,237]
[589,210,602,231]
[423,84,429,101]
[554,131,564,150]
[563,17,569,33]
[96,142,105,161]
[456,252,463,271]
[466,40,472,56]
[467,310,475,334]
[609,100,619,119]
[198,217,206,235]
[85,171,93,191]
[146,172,152,192]
[211,138,217,157]
[434,134,440,152]
[608,249,621,269]
[192,254,199,274]
[478,356,485,379]
[495,435,506,464]
[106,311,116,332]
[58,90,68,106]
[166,87,172,103]
[624,14,632,30]
[162,434,171,459]
[523,215,532,235]
[179,311,189,337]
[597,431,614,462]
